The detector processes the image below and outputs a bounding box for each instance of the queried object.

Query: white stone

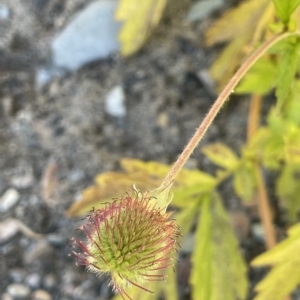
[187,0,224,22]
[105,85,126,117]
[0,188,20,212]
[7,283,31,299]
[51,0,121,71]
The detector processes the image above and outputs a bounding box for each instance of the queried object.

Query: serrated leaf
[251,223,300,300]
[190,193,248,300]
[115,0,167,56]
[233,164,256,203]
[206,0,270,45]
[236,57,277,95]
[276,164,300,222]
[272,0,300,24]
[67,158,216,217]
[206,0,271,87]
[202,143,239,170]
[275,42,299,111]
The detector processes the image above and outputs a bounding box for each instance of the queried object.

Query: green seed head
[71,191,180,299]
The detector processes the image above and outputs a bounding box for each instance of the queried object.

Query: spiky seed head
[71,190,180,299]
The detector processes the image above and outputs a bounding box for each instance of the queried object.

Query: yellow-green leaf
[202,143,239,170]
[233,164,256,203]
[190,193,248,300]
[275,42,299,111]
[272,0,300,24]
[236,58,277,95]
[66,158,216,217]
[205,0,270,87]
[115,0,167,56]
[276,164,300,222]
[205,0,270,45]
[252,223,300,300]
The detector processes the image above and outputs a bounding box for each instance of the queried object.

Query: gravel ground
[0,1,266,299]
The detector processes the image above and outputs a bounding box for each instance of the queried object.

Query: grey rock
[6,283,31,299]
[187,0,224,22]
[0,189,20,212]
[24,273,41,289]
[105,85,126,118]
[51,0,121,71]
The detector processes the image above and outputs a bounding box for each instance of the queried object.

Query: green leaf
[233,164,256,203]
[277,164,300,222]
[252,223,300,300]
[272,0,300,24]
[190,193,248,300]
[163,266,178,300]
[175,201,199,236]
[275,42,299,111]
[236,58,277,95]
[202,143,240,170]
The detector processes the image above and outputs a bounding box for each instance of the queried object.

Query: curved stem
[162,31,299,189]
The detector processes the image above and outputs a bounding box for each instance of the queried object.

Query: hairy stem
[162,31,299,189]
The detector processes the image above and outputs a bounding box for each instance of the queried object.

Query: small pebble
[0,189,20,212]
[0,219,19,243]
[25,273,41,289]
[6,283,31,299]
[187,0,224,21]
[43,274,57,290]
[9,268,27,283]
[24,240,53,264]
[251,223,265,243]
[46,233,65,246]
[11,173,34,189]
[105,85,126,118]
[31,290,52,300]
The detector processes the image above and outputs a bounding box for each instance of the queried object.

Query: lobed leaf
[276,164,300,222]
[190,193,248,300]
[202,143,239,170]
[115,0,167,56]
[252,223,300,300]
[272,0,300,24]
[236,57,277,95]
[275,42,299,112]
[67,158,216,217]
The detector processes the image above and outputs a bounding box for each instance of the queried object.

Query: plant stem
[254,165,276,249]
[162,31,298,189]
[247,94,262,141]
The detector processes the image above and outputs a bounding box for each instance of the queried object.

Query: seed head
[71,190,180,299]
